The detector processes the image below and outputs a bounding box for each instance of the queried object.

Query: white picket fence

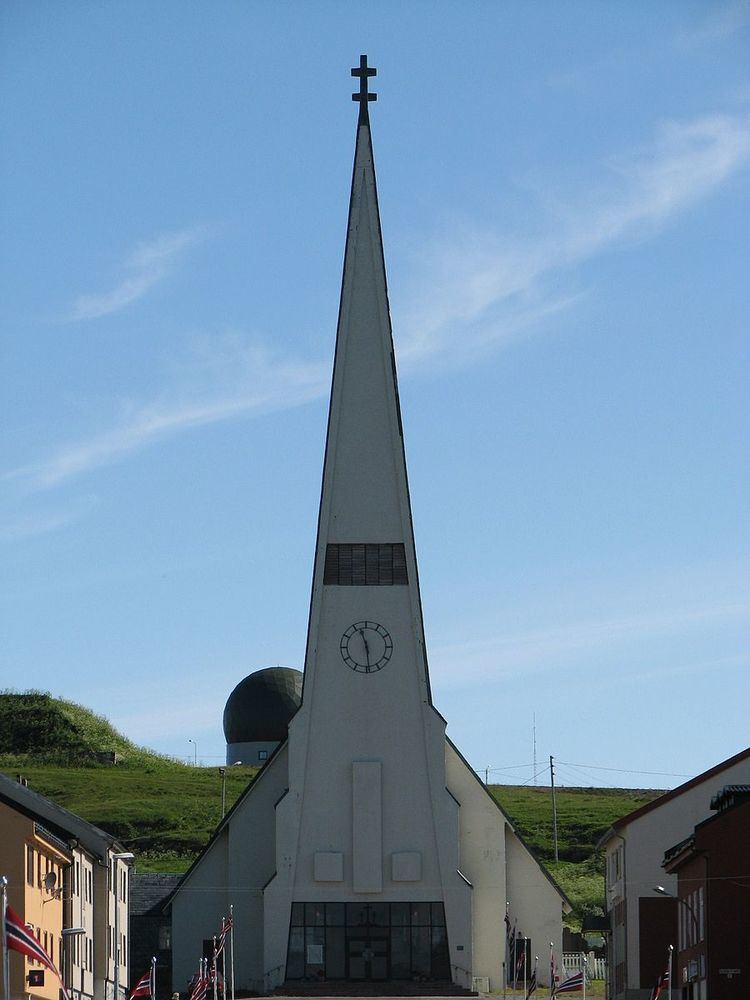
[562,953,607,981]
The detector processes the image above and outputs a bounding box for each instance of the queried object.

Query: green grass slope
[2,762,257,870]
[0,691,177,766]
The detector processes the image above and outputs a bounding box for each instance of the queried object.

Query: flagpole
[581,953,586,1000]
[523,938,527,999]
[667,944,673,1000]
[221,937,227,1000]
[1,876,10,1000]
[501,962,506,1000]
[229,906,235,1000]
[212,938,218,1000]
[549,942,554,999]
[151,956,156,1000]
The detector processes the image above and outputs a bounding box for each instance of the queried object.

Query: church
[168,58,569,994]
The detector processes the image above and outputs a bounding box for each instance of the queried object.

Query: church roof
[223,666,302,744]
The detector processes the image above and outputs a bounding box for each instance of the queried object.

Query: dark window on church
[286,901,449,982]
[323,544,408,585]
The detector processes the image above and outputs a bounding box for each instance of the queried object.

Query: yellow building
[0,773,131,1000]
[0,797,71,1000]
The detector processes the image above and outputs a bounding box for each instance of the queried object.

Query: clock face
[340,621,393,673]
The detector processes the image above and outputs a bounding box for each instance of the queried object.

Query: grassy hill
[0,690,177,767]
[0,692,664,925]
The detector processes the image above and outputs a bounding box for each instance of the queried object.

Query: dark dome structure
[222,667,303,744]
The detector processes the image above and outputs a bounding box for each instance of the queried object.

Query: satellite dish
[44,872,57,893]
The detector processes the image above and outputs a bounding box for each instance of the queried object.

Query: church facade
[169,59,569,994]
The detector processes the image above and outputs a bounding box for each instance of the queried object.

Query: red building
[663,785,750,1000]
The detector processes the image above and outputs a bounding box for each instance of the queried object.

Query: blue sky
[1,2,748,787]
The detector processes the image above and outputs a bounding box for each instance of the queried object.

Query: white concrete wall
[445,742,564,991]
[505,830,562,988]
[445,742,507,991]
[171,747,287,994]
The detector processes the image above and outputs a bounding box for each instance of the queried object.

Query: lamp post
[653,885,700,940]
[219,762,242,819]
[112,852,134,1000]
[188,740,198,767]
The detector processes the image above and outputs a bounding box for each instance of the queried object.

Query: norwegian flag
[215,916,232,957]
[553,969,584,994]
[188,961,209,1000]
[4,903,70,1000]
[129,963,154,1000]
[650,958,670,999]
[550,947,558,991]
[525,965,537,998]
[505,915,517,984]
[514,938,526,987]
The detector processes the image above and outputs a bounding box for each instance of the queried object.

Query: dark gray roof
[223,667,302,743]
[710,784,750,811]
[0,770,126,861]
[130,873,183,916]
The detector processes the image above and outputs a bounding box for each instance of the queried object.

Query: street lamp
[112,853,134,1000]
[653,885,700,941]
[219,762,243,819]
[188,739,197,766]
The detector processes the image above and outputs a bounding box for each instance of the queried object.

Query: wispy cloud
[429,599,750,688]
[9,109,750,488]
[68,226,205,320]
[398,111,750,365]
[0,496,98,544]
[6,339,328,488]
[676,1,750,49]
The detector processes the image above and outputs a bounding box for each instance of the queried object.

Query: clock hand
[358,628,371,666]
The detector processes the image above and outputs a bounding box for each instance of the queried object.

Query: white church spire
[304,54,432,700]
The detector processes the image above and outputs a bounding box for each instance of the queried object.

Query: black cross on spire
[352,54,377,124]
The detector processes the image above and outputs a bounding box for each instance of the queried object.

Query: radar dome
[223,667,303,746]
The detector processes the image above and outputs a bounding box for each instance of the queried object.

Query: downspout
[611,833,627,1000]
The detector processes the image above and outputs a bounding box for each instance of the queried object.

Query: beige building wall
[67,847,95,1000]
[0,800,70,1000]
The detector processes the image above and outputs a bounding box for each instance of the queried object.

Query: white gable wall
[171,747,287,993]
[505,829,562,987]
[446,741,563,990]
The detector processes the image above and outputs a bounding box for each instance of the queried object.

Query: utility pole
[485,766,490,785]
[533,714,537,785]
[550,755,559,863]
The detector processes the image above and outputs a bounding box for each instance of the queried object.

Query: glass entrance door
[346,933,389,981]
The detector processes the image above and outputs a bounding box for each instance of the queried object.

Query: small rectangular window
[27,847,34,886]
[258,750,268,761]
